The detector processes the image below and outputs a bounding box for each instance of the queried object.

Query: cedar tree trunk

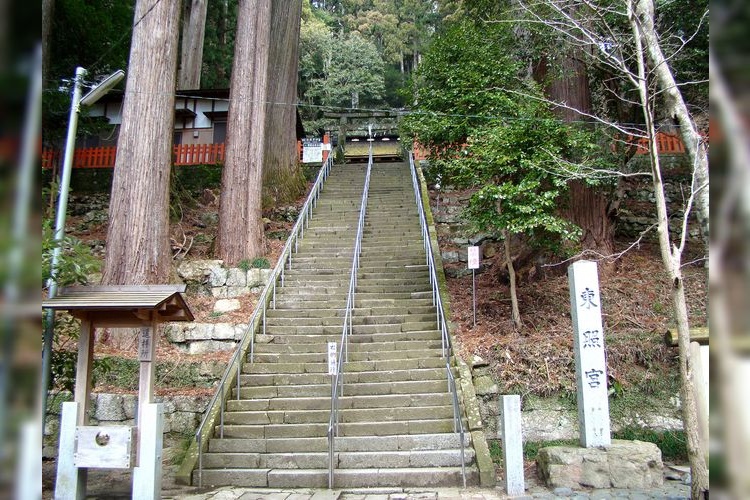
[217,0,271,264]
[102,0,181,285]
[535,50,616,257]
[263,0,305,207]
[178,0,208,90]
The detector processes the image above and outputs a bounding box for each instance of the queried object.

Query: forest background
[36,0,750,498]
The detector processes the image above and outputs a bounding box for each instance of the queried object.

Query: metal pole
[42,66,86,429]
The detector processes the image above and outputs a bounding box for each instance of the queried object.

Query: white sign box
[468,246,480,269]
[328,342,338,375]
[302,139,323,164]
[74,425,133,469]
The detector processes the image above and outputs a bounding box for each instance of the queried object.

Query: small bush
[251,257,270,269]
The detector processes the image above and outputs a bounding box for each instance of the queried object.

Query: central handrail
[328,143,373,488]
[193,155,333,487]
[408,151,466,487]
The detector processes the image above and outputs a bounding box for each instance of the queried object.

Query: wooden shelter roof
[42,285,194,326]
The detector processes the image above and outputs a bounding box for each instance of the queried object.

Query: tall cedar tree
[102,0,180,284]
[178,0,208,90]
[262,0,305,206]
[217,0,271,264]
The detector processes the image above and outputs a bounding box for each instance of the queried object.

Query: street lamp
[42,67,125,430]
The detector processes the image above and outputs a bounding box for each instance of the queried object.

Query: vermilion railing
[41,140,321,170]
[412,132,691,161]
[173,143,225,166]
[41,143,227,170]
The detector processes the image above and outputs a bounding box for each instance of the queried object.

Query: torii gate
[323,110,400,155]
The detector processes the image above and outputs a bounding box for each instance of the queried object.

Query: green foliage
[522,439,579,461]
[655,0,708,114]
[42,219,100,289]
[251,257,270,269]
[401,20,527,147]
[43,211,101,394]
[44,0,133,146]
[237,259,252,272]
[401,20,615,254]
[300,27,386,131]
[201,0,238,89]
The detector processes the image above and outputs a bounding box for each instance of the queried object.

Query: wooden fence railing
[42,143,230,170]
[42,131,690,169]
[413,132,691,161]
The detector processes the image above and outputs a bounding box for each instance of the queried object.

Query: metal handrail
[408,151,466,487]
[328,143,373,488]
[194,155,333,487]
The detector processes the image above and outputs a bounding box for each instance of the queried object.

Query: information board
[468,246,480,269]
[302,139,323,163]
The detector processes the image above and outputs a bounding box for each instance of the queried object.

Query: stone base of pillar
[536,440,663,490]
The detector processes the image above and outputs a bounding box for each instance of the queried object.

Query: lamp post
[41,67,125,430]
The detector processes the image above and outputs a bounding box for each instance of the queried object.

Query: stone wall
[44,392,212,458]
[165,259,274,353]
[177,259,273,298]
[469,356,683,443]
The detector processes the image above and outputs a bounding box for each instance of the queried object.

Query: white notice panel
[302,139,323,164]
[328,342,338,375]
[468,246,480,269]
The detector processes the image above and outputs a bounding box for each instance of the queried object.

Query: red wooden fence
[42,143,228,170]
[412,132,690,161]
[42,132,687,169]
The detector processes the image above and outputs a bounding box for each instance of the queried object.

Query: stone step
[265,306,435,320]
[199,447,473,470]
[250,351,447,367]
[358,258,428,268]
[240,367,448,386]
[355,284,431,294]
[221,404,454,425]
[251,346,446,361]
[272,300,347,310]
[235,379,452,399]
[265,313,436,327]
[208,432,469,455]
[225,393,452,413]
[355,291,434,300]
[261,329,442,345]
[357,270,429,279]
[215,418,459,439]
[194,466,478,489]
[355,297,434,308]
[356,276,430,285]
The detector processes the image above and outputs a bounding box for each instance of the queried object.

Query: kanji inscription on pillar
[568,260,611,447]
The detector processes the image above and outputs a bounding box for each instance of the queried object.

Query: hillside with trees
[42,0,713,497]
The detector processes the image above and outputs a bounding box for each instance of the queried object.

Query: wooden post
[339,116,348,159]
[137,315,158,436]
[73,317,94,425]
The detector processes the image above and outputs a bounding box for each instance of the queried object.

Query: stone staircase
[193,161,480,488]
